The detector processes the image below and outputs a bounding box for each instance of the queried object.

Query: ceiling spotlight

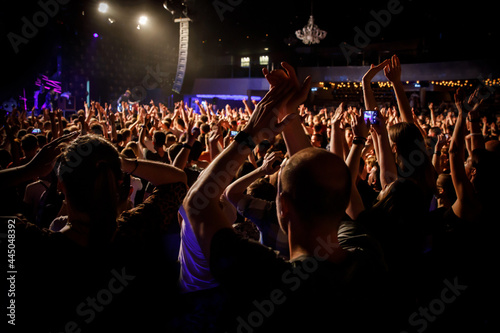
[108,17,115,24]
[138,16,148,25]
[137,25,141,30]
[98,3,109,13]
[93,33,99,38]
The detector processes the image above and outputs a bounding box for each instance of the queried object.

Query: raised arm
[362,59,390,111]
[371,111,398,189]
[384,55,413,124]
[449,88,481,220]
[121,156,186,187]
[432,134,446,174]
[0,132,78,189]
[465,89,486,151]
[173,118,200,170]
[345,110,369,219]
[224,151,281,207]
[109,112,118,143]
[330,102,345,158]
[429,103,436,127]
[183,82,295,258]
[263,62,312,157]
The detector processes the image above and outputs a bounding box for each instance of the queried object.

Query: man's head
[153,130,166,148]
[21,134,39,158]
[277,147,351,234]
[310,133,323,148]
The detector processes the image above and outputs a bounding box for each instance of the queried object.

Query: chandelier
[295,15,327,45]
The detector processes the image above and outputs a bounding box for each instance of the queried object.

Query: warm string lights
[316,81,392,90]
[431,80,470,88]
[312,79,500,91]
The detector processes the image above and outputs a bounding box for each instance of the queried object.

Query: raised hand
[383,54,402,83]
[362,59,390,112]
[370,109,388,135]
[331,102,345,129]
[262,62,311,120]
[260,151,282,175]
[27,131,79,177]
[242,81,296,143]
[362,58,390,83]
[351,109,369,140]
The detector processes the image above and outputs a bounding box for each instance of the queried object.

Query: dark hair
[471,148,500,206]
[248,178,277,202]
[121,129,131,140]
[176,118,185,128]
[121,147,137,159]
[313,123,323,133]
[258,140,271,153]
[168,143,183,163]
[36,134,47,147]
[153,130,166,146]
[429,127,441,136]
[21,134,38,152]
[436,173,457,203]
[236,161,256,179]
[388,122,436,199]
[57,135,122,247]
[0,148,12,169]
[200,123,211,134]
[90,123,104,136]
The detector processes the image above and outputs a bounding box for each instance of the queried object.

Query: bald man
[183,71,388,332]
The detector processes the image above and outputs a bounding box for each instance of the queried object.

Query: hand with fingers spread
[242,80,297,144]
[260,151,282,175]
[331,102,345,130]
[0,131,79,189]
[362,59,391,111]
[261,62,313,155]
[363,59,391,83]
[262,62,311,120]
[383,54,413,123]
[383,54,402,84]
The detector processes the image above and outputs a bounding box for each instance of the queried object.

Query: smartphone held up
[364,110,379,125]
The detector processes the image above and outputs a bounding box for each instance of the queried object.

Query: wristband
[433,151,441,156]
[182,143,192,149]
[352,138,366,145]
[234,131,256,149]
[352,136,367,145]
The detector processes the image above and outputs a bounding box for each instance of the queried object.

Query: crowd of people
[2,55,499,332]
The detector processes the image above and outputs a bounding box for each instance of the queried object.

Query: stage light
[138,16,148,25]
[108,17,115,24]
[98,3,109,13]
[93,33,99,38]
